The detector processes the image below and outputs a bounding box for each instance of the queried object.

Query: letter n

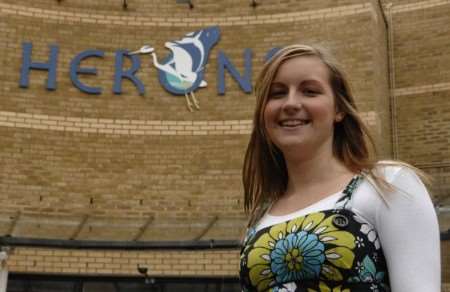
[217,49,252,95]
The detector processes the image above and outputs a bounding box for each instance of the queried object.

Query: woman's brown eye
[269,91,285,98]
[304,89,318,96]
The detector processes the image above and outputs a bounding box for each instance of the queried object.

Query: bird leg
[190,92,200,110]
[185,93,194,112]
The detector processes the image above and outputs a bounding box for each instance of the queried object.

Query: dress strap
[335,174,363,210]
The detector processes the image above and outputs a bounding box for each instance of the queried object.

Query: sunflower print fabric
[240,176,390,292]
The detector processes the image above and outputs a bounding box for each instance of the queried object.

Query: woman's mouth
[279,119,311,127]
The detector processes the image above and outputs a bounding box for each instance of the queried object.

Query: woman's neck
[283,146,352,196]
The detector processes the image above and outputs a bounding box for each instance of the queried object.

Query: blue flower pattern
[349,256,389,291]
[240,175,391,291]
[270,232,325,283]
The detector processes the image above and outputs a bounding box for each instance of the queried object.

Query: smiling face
[244,45,374,224]
[264,56,340,157]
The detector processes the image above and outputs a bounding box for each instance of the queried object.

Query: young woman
[240,44,441,291]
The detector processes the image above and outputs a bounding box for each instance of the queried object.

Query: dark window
[8,274,240,292]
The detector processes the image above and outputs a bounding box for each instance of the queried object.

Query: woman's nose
[282,90,302,112]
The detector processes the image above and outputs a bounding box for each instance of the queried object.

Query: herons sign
[19,26,278,111]
[129,26,220,111]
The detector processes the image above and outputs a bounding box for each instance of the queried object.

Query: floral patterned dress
[239,176,390,292]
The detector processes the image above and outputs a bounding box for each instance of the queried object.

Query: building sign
[128,26,220,111]
[19,26,278,111]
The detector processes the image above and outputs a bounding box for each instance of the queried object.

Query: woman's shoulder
[362,160,432,206]
[371,160,426,185]
[352,160,432,226]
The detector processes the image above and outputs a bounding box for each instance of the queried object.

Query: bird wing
[177,32,205,69]
[170,46,194,77]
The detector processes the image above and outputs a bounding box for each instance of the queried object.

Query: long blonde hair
[242,44,427,227]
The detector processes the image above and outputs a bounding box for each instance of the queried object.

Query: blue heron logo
[129,26,220,111]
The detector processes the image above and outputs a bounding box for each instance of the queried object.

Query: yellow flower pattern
[240,176,390,291]
[243,212,355,291]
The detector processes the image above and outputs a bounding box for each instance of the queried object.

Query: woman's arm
[375,167,441,292]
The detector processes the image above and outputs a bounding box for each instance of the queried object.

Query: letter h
[19,42,58,90]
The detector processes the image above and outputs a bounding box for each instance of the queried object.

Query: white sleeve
[374,167,441,292]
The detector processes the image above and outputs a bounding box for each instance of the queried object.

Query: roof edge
[0,236,241,250]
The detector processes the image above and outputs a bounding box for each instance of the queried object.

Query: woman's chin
[274,139,307,153]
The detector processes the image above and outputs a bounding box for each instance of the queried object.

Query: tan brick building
[0,0,448,290]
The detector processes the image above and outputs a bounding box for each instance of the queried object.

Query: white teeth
[280,119,309,127]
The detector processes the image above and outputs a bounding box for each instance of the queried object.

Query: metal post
[0,248,9,292]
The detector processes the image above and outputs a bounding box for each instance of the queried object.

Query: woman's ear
[335,112,345,122]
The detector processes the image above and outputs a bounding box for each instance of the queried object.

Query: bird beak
[128,50,140,55]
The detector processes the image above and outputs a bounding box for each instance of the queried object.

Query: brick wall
[7,247,239,277]
[369,0,392,157]
[444,240,450,282]
[0,1,387,232]
[6,240,449,281]
[389,2,450,203]
[385,0,450,284]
